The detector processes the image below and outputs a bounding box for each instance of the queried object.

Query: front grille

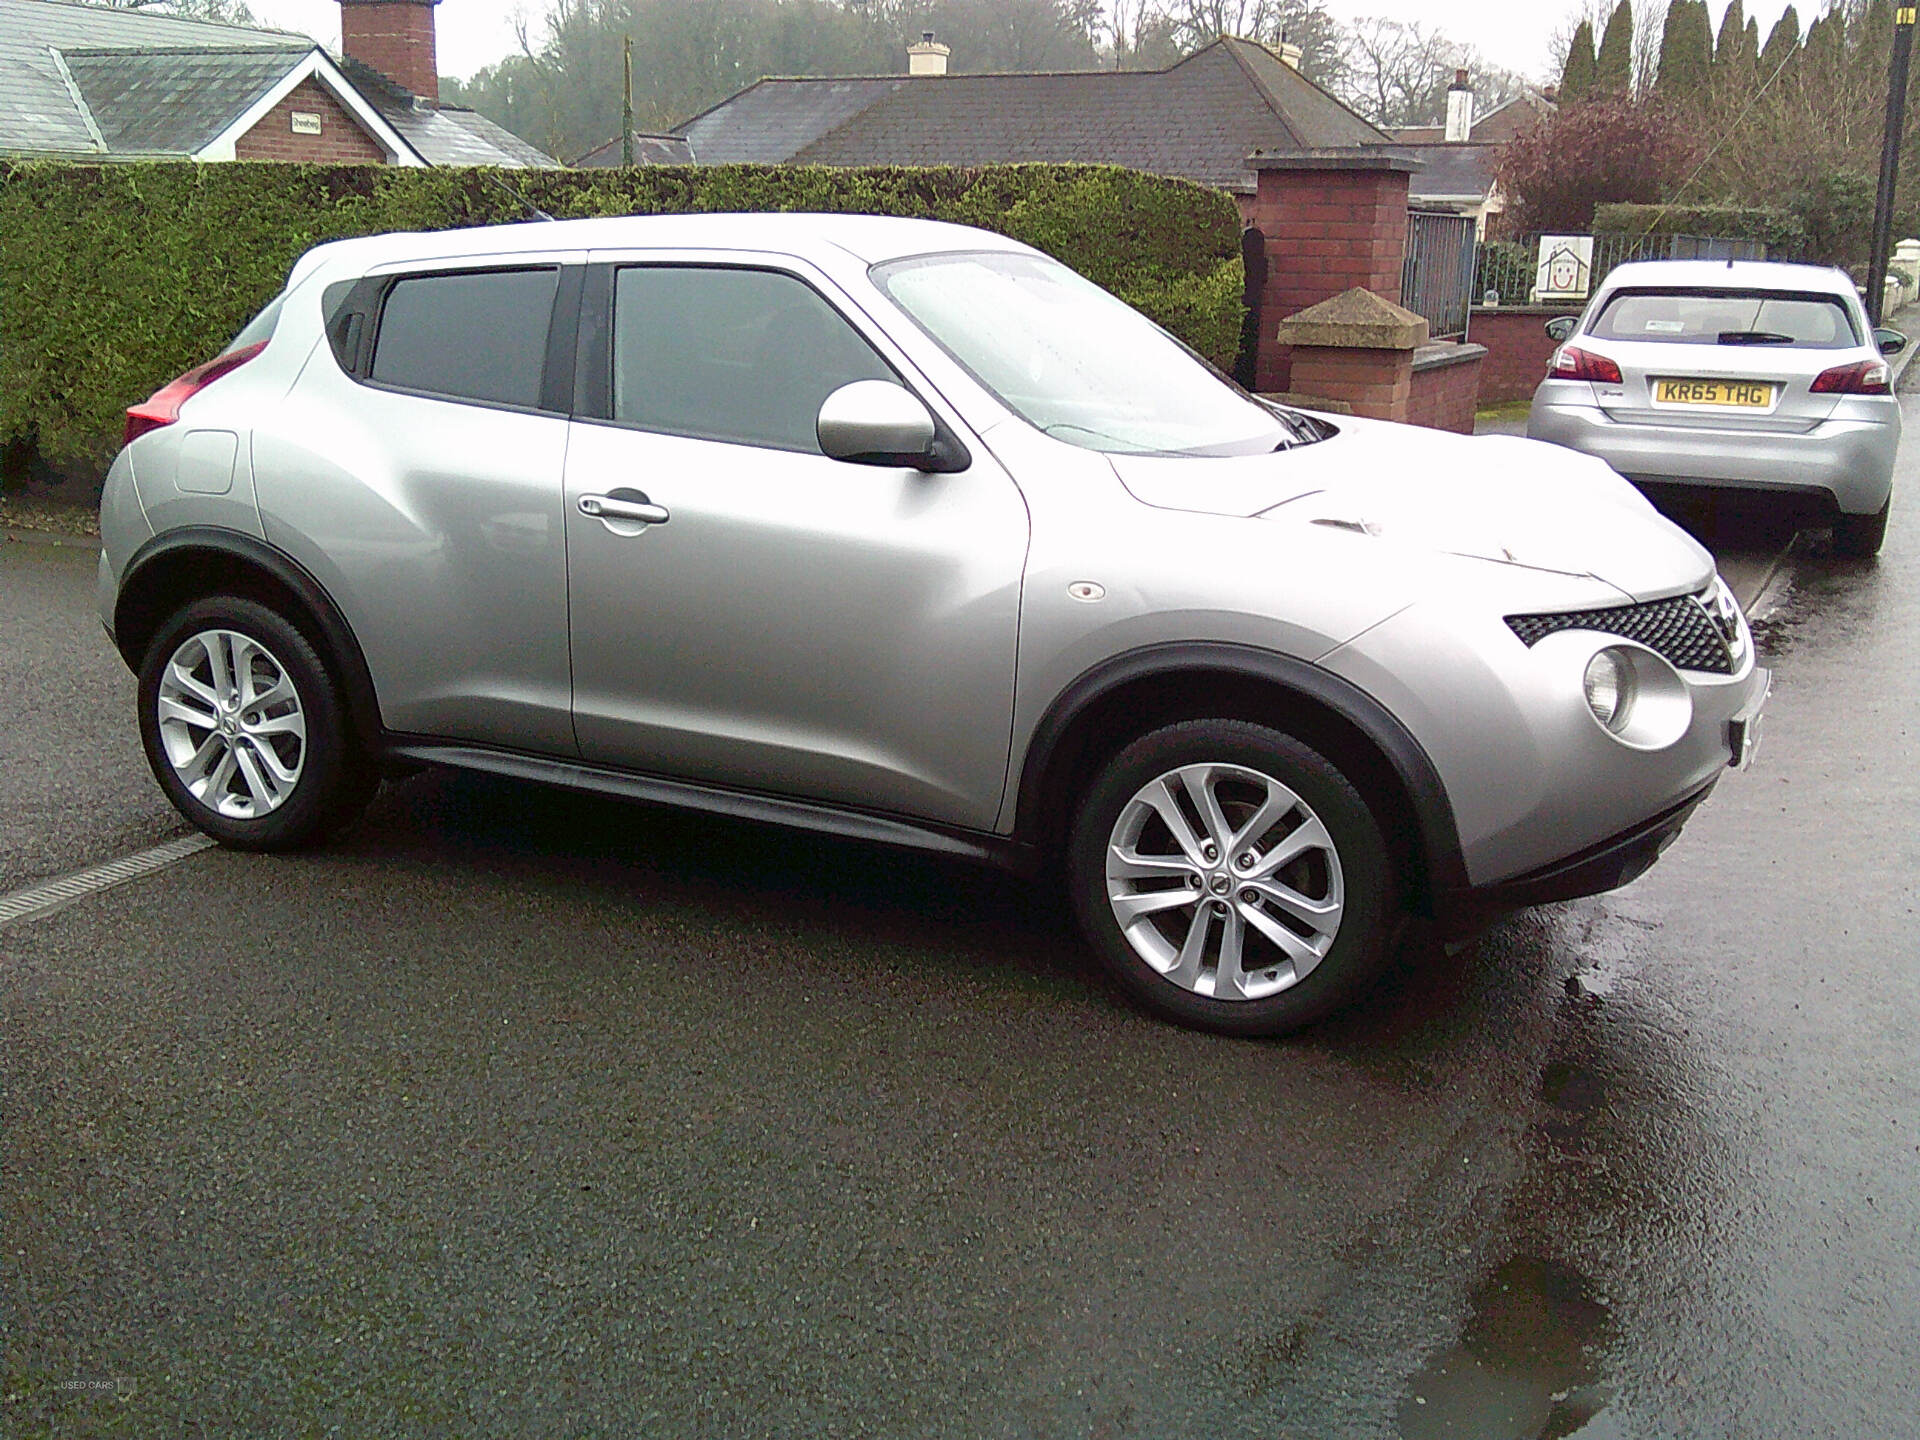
[1505,593,1735,674]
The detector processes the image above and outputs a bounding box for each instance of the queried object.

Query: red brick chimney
[340,0,441,103]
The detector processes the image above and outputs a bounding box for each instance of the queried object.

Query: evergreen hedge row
[1591,202,1808,254]
[0,161,1244,469]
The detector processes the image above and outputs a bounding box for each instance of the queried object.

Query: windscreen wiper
[1717,330,1795,345]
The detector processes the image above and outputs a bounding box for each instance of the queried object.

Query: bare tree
[1336,17,1530,129]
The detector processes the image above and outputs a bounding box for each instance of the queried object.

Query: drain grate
[0,833,216,929]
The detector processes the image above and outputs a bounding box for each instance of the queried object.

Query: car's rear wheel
[1067,719,1400,1036]
[1832,497,1891,558]
[137,597,374,850]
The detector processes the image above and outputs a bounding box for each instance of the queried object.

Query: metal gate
[1402,210,1477,341]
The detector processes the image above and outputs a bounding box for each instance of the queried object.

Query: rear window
[226,292,284,354]
[1590,288,1860,349]
[370,267,559,408]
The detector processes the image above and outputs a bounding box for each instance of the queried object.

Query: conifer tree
[1656,0,1715,103]
[1759,4,1801,77]
[1595,0,1635,95]
[1561,19,1599,102]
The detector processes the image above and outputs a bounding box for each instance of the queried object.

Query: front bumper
[1440,780,1714,933]
[1527,388,1898,516]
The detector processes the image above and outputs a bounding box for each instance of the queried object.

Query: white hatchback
[1527,260,1904,556]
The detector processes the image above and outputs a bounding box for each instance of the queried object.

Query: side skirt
[383,740,1044,877]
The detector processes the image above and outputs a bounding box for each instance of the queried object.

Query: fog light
[1584,648,1636,732]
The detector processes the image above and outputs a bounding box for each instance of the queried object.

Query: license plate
[1728,668,1771,771]
[1655,378,1774,408]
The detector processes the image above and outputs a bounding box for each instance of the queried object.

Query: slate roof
[1397,142,1500,205]
[673,38,1387,191]
[336,56,555,167]
[573,131,695,166]
[61,46,301,156]
[1,0,310,155]
[1,0,553,166]
[678,77,907,165]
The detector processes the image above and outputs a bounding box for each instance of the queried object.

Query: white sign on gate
[1532,235,1595,304]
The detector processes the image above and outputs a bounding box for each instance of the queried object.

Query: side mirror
[817,380,962,471]
[1874,326,1908,355]
[1544,316,1577,343]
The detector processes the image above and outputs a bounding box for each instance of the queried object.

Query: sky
[238,0,1814,86]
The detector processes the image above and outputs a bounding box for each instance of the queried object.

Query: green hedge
[0,161,1243,468]
[1591,202,1808,253]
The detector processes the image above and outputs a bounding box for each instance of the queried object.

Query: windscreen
[872,251,1290,457]
[1590,288,1860,349]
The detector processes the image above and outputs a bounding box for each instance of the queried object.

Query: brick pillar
[340,0,441,102]
[1272,287,1429,423]
[1243,151,1421,393]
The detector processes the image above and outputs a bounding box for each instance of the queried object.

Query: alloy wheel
[1104,761,1345,1001]
[155,628,308,819]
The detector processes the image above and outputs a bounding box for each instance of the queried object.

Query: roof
[335,57,554,167]
[1597,260,1855,297]
[678,77,907,165]
[0,0,306,155]
[572,130,695,167]
[60,46,304,156]
[1391,89,1555,146]
[1396,142,1500,204]
[674,38,1388,191]
[0,0,552,166]
[292,211,1032,285]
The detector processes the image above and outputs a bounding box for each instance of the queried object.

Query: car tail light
[122,341,267,448]
[1549,345,1623,384]
[1808,358,1891,395]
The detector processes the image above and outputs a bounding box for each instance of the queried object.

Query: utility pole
[621,34,634,167]
[1866,5,1916,324]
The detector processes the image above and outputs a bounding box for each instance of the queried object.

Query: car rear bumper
[1527,391,1898,515]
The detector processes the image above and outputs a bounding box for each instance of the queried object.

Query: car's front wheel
[1832,497,1891,558]
[137,597,374,850]
[1067,720,1400,1036]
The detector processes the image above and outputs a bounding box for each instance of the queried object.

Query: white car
[1527,260,1903,556]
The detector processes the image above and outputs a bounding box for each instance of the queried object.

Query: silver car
[100,214,1771,1035]
[1528,259,1903,557]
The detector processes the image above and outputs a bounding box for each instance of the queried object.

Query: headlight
[1583,647,1636,732]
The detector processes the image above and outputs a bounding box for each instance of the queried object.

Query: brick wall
[234,77,388,163]
[342,0,439,102]
[1242,155,1418,394]
[1406,344,1486,433]
[1468,306,1568,405]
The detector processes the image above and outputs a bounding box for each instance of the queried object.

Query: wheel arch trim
[114,527,383,746]
[1013,641,1470,902]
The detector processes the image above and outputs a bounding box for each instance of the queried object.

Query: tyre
[1067,719,1400,1037]
[1832,497,1890,558]
[137,596,375,850]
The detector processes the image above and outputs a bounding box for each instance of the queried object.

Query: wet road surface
[4,415,1916,1436]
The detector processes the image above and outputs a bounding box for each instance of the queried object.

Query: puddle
[1396,1257,1613,1439]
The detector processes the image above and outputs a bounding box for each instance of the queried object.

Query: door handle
[579,492,670,526]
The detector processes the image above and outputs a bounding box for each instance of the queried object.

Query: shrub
[1495,98,1692,233]
[0,161,1243,469]
[1591,202,1808,254]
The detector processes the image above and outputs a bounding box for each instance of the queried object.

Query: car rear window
[1590,288,1860,349]
[371,267,559,408]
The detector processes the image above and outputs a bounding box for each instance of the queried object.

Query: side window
[371,267,559,409]
[611,266,894,452]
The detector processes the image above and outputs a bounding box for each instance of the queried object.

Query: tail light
[123,341,267,448]
[1550,346,1624,384]
[1809,359,1891,395]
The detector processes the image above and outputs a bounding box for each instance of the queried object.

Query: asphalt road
[3,435,1914,1437]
